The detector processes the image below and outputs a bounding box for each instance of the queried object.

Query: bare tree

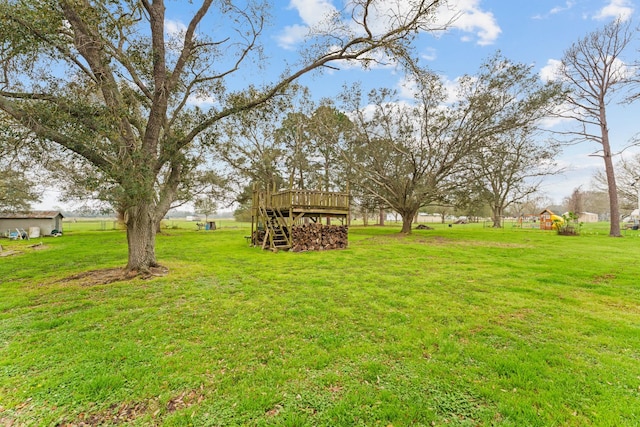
[556,19,636,236]
[563,186,584,214]
[582,190,610,218]
[510,194,554,217]
[593,153,640,212]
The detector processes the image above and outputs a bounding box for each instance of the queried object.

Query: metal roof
[0,211,64,219]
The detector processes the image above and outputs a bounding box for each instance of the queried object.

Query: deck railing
[268,189,349,211]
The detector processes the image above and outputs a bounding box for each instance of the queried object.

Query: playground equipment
[539,209,563,230]
[251,185,350,251]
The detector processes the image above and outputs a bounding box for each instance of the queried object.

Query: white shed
[578,212,599,223]
[0,211,64,237]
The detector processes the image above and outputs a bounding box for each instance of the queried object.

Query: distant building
[0,211,64,237]
[577,212,598,223]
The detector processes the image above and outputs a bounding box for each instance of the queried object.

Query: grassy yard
[1,222,639,426]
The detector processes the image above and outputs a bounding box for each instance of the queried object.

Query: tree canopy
[0,120,41,212]
[342,54,563,233]
[0,0,449,271]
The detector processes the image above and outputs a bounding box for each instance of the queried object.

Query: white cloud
[165,19,187,37]
[278,0,501,51]
[539,111,572,130]
[540,55,634,85]
[593,0,634,21]
[397,75,418,99]
[186,93,217,107]
[533,1,576,19]
[550,4,568,14]
[609,57,635,82]
[288,0,336,27]
[540,59,563,82]
[164,19,190,53]
[421,47,437,61]
[550,1,576,15]
[276,24,310,50]
[277,0,338,49]
[440,0,502,46]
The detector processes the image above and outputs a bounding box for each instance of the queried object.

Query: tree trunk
[379,208,385,226]
[601,115,621,237]
[125,203,159,272]
[491,205,502,228]
[438,208,447,224]
[400,210,417,234]
[400,215,413,233]
[603,152,621,236]
[155,204,171,234]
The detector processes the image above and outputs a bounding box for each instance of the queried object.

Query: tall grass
[1,222,639,426]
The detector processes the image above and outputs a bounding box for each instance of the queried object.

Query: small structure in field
[0,211,64,237]
[577,212,598,223]
[251,186,350,251]
[539,209,563,230]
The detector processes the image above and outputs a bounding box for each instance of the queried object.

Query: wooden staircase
[260,207,291,250]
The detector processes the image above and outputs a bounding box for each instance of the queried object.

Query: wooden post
[346,183,351,226]
[251,183,256,245]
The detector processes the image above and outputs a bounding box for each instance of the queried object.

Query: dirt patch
[0,250,20,257]
[492,308,534,325]
[53,266,169,287]
[49,388,204,426]
[67,401,151,426]
[166,388,205,413]
[0,243,49,257]
[592,273,616,284]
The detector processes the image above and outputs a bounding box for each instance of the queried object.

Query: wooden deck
[255,189,350,218]
[251,188,350,249]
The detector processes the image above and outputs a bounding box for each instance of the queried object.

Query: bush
[554,212,582,236]
[233,206,252,223]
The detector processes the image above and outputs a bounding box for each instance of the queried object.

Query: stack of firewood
[290,223,348,252]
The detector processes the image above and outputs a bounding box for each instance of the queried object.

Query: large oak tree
[0,0,449,272]
[344,55,562,233]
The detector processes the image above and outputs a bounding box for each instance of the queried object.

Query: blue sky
[36,0,639,209]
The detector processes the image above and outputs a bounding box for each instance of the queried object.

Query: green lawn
[1,222,639,426]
